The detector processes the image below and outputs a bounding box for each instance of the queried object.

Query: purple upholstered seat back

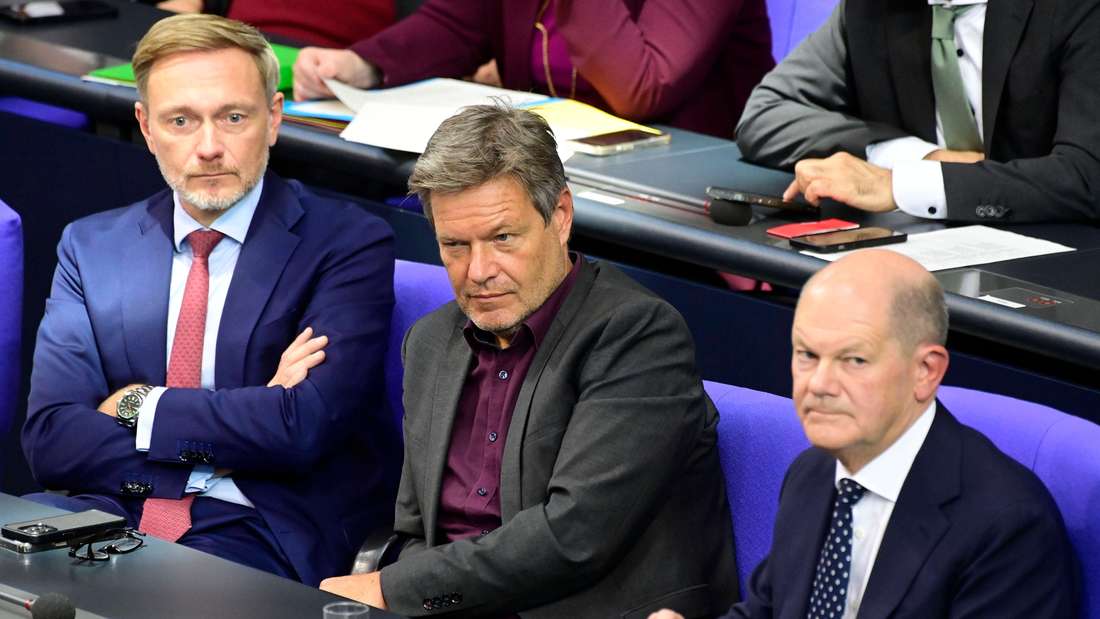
[706,380,808,592]
[385,260,454,426]
[940,385,1100,618]
[766,0,840,60]
[0,97,89,129]
[708,379,1099,615]
[0,199,23,481]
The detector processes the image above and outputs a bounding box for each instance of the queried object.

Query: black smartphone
[0,1,119,25]
[788,227,908,253]
[2,509,126,544]
[704,186,816,214]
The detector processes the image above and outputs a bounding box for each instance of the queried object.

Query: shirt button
[956,48,965,58]
[488,431,498,443]
[854,528,865,540]
[476,487,488,497]
[498,370,509,380]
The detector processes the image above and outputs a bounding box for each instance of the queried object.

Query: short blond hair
[132,14,279,102]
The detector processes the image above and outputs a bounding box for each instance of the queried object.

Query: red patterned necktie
[139,229,224,542]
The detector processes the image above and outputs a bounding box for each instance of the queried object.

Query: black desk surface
[3,0,1100,372]
[0,494,402,619]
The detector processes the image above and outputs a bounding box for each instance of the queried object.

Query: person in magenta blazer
[293,0,775,138]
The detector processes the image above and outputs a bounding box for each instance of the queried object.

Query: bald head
[791,250,950,472]
[800,250,948,353]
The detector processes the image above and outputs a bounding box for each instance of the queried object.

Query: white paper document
[801,225,1075,272]
[329,78,548,153]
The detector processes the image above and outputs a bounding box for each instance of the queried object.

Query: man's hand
[647,611,685,619]
[320,571,387,610]
[268,327,329,389]
[293,48,379,101]
[924,149,985,164]
[97,383,143,417]
[783,152,896,213]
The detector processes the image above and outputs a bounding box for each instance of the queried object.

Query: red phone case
[766,219,859,239]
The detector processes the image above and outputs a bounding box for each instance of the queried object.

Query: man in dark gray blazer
[736,0,1100,223]
[651,250,1077,619]
[320,104,738,617]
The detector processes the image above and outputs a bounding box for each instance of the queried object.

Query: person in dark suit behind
[651,249,1077,619]
[736,0,1100,223]
[319,104,738,617]
[21,14,397,586]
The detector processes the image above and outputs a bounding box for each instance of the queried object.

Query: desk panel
[0,494,404,619]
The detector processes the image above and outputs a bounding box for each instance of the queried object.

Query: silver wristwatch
[116,385,154,430]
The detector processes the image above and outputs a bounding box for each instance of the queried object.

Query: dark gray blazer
[736,0,1100,223]
[724,404,1078,618]
[380,258,738,618]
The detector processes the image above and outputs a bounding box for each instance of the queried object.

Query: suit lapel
[981,0,1033,152]
[215,173,302,389]
[121,192,174,385]
[857,404,959,618]
[779,453,839,619]
[422,324,474,546]
[499,259,596,519]
[887,0,937,143]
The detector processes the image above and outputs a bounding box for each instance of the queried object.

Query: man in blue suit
[653,250,1077,619]
[21,14,396,586]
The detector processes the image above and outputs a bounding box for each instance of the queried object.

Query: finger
[293,52,330,100]
[282,334,328,368]
[280,328,314,363]
[803,178,834,206]
[280,350,327,387]
[783,178,802,202]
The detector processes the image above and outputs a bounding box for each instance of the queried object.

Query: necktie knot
[187,230,224,260]
[837,478,866,505]
[931,4,973,40]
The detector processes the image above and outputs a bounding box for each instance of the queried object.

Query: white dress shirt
[134,179,264,508]
[866,0,986,219]
[834,400,937,619]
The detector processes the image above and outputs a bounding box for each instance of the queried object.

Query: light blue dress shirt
[134,179,265,508]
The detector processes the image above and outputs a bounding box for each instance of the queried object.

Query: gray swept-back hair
[408,103,566,225]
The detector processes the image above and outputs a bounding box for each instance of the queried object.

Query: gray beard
[160,149,268,212]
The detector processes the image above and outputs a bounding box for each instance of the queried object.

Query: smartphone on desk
[2,509,125,545]
[0,1,118,25]
[789,226,907,253]
[569,129,670,156]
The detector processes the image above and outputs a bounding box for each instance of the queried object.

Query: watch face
[118,393,141,420]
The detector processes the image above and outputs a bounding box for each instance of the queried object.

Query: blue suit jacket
[727,404,1078,618]
[23,172,397,586]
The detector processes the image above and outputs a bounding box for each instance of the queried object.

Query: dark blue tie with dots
[807,478,867,619]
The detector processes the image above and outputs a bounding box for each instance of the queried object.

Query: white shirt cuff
[892,160,948,220]
[866,137,940,170]
[134,386,167,452]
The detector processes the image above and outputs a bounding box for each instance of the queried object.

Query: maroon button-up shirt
[436,254,583,544]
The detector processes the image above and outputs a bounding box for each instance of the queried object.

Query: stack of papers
[324,77,660,154]
[800,225,1075,271]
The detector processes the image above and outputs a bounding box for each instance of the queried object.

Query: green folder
[86,43,300,93]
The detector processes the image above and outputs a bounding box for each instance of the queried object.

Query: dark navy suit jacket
[23,171,397,586]
[726,404,1078,618]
